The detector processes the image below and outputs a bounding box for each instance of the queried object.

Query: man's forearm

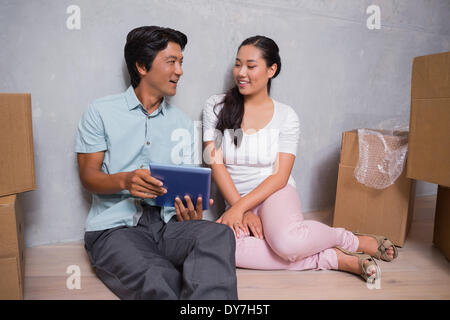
[79,167,128,195]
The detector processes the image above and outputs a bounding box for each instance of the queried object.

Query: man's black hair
[124,26,188,88]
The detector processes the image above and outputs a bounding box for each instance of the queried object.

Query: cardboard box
[0,93,36,197]
[0,194,25,299]
[407,52,450,187]
[333,130,416,247]
[433,186,450,260]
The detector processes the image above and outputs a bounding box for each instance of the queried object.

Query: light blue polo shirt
[75,86,198,231]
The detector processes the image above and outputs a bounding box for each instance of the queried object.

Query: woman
[202,36,397,283]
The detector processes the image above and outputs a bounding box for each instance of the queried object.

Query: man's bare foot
[356,235,395,260]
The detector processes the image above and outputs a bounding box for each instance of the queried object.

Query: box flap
[0,194,16,206]
[339,130,359,167]
[411,51,450,99]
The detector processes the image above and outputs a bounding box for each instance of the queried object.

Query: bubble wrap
[354,128,408,189]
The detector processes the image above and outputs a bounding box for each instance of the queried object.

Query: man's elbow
[78,168,97,193]
[78,173,92,192]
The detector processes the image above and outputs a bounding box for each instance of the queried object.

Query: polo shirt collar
[124,85,167,116]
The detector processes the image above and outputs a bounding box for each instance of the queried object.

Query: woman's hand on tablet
[175,196,214,221]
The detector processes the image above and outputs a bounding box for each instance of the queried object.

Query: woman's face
[233,45,277,97]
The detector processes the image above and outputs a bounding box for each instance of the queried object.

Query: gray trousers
[84,204,238,300]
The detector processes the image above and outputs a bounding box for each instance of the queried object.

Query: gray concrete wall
[0,0,447,247]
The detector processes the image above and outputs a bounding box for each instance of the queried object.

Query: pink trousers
[235,184,359,270]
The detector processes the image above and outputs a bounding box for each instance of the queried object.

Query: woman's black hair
[214,36,281,146]
[124,26,188,88]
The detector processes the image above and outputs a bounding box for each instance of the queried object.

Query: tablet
[149,163,211,210]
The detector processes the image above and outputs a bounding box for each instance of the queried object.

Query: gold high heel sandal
[353,232,398,262]
[334,246,381,284]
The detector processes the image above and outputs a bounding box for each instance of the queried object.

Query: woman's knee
[259,185,303,225]
[261,184,296,205]
[266,225,312,262]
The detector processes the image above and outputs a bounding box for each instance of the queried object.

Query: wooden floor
[24,195,450,300]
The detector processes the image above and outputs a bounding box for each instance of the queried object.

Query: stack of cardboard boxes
[407,51,450,260]
[333,51,449,258]
[0,94,35,299]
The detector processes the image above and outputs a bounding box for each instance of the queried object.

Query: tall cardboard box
[0,93,36,196]
[407,52,450,259]
[407,51,450,187]
[333,130,416,247]
[0,195,25,300]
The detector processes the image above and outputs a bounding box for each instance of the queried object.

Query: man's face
[137,41,184,97]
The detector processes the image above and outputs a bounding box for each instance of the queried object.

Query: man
[75,26,238,300]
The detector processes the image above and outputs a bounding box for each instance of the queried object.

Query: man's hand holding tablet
[122,167,213,221]
[122,168,167,199]
[174,196,214,221]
